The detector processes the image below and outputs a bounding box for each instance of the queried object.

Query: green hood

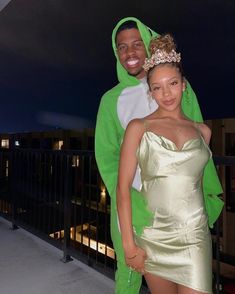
[111,17,159,86]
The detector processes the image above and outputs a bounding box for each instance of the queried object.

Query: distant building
[0,128,95,151]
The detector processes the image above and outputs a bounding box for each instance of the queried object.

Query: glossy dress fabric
[135,131,212,293]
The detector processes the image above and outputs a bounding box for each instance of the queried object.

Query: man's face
[116,28,147,79]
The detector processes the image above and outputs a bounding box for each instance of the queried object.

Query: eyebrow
[151,76,180,84]
[116,39,143,46]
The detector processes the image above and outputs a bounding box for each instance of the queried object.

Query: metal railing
[213,156,235,293]
[0,148,234,292]
[0,148,114,277]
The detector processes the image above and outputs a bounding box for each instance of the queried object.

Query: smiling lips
[126,58,139,68]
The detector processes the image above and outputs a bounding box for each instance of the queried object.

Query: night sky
[0,0,234,133]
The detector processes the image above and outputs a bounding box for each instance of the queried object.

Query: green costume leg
[115,262,142,294]
[111,201,142,293]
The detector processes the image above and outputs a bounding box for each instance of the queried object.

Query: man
[95,17,223,293]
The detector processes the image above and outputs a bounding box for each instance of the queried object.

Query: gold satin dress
[135,131,212,293]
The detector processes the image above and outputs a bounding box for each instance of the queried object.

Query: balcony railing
[0,148,114,276]
[0,148,234,293]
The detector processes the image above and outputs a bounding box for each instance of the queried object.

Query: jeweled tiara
[143,49,181,72]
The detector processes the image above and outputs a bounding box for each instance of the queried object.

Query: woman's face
[149,64,185,112]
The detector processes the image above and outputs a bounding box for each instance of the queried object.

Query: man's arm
[95,93,123,199]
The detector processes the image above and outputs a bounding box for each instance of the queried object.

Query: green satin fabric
[135,132,212,293]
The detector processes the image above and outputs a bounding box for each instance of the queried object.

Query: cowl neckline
[142,131,204,152]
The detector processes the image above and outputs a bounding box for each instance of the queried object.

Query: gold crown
[143,49,181,72]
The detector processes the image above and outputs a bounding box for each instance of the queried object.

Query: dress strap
[193,121,202,136]
[141,119,149,132]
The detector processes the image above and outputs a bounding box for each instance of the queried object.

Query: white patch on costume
[117,79,158,191]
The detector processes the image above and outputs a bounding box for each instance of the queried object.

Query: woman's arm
[116,119,146,272]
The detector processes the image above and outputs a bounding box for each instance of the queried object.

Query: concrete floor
[0,216,115,294]
[4,215,234,293]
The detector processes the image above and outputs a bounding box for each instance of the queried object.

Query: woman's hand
[125,246,147,275]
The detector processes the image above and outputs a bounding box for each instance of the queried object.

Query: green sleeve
[203,160,224,228]
[95,90,153,235]
[95,91,123,199]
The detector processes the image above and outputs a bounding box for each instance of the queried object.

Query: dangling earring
[183,79,187,93]
[182,82,190,104]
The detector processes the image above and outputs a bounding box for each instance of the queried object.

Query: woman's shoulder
[127,118,144,129]
[195,122,211,134]
[126,118,146,136]
[195,122,212,144]
[123,119,147,145]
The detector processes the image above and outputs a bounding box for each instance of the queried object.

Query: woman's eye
[152,86,160,91]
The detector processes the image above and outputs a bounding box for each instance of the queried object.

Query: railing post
[214,161,223,294]
[61,154,73,263]
[215,219,221,293]
[9,149,18,230]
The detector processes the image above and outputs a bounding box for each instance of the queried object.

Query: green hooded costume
[95,17,224,293]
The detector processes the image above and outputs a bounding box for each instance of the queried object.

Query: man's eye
[133,41,143,48]
[171,81,178,85]
[117,45,127,53]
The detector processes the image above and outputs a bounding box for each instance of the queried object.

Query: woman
[116,34,213,294]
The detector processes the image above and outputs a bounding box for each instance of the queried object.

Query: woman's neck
[154,108,185,120]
